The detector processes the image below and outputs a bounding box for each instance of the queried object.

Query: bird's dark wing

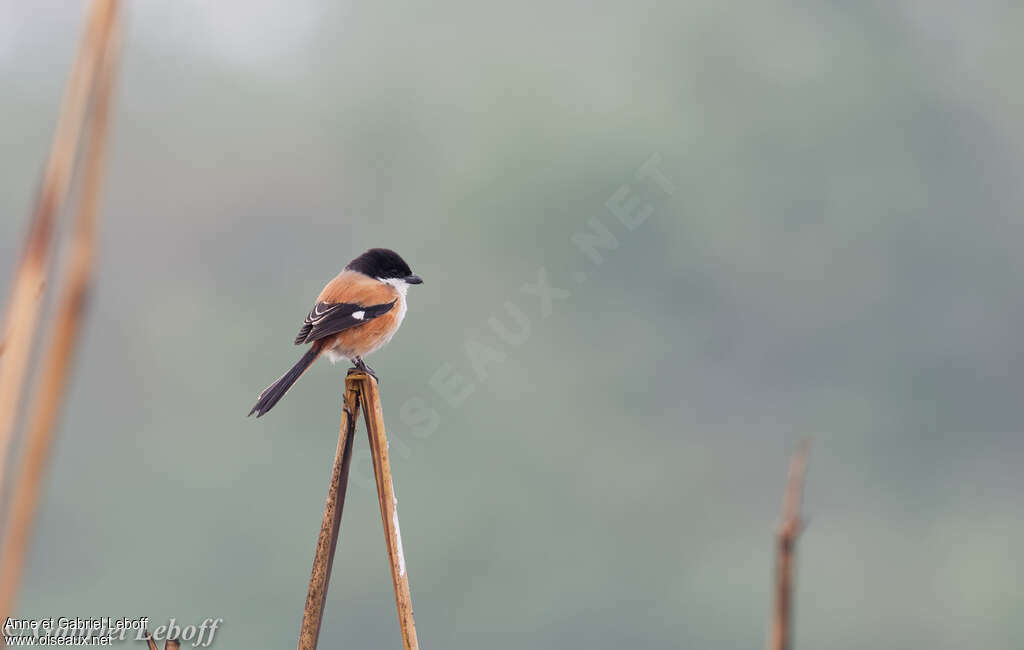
[294,300,396,345]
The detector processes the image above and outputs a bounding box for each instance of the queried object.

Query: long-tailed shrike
[249,248,422,417]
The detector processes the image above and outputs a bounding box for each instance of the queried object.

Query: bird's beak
[405,274,423,285]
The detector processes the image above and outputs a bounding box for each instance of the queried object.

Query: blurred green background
[2,1,1023,648]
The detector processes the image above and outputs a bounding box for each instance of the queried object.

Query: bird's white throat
[377,277,411,297]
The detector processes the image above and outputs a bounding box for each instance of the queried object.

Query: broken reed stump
[297,371,419,650]
[768,439,811,650]
[144,631,180,650]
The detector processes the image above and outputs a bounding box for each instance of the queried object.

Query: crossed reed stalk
[298,371,419,650]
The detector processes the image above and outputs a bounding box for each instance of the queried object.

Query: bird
[248,248,422,417]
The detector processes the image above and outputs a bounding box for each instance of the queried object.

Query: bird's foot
[349,357,379,383]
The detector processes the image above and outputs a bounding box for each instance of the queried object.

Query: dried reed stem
[297,382,360,650]
[768,439,811,650]
[0,0,118,499]
[357,374,419,650]
[0,1,121,626]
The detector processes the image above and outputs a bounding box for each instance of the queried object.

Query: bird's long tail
[249,343,323,417]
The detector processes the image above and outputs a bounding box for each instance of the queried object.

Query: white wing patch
[352,311,365,320]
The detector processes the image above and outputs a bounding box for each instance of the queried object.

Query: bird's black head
[346,248,423,284]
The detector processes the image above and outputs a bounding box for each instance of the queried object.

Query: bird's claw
[349,359,379,383]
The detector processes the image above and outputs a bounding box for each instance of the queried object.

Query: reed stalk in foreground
[768,439,812,650]
[298,372,419,650]
[0,0,121,629]
[0,0,119,501]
